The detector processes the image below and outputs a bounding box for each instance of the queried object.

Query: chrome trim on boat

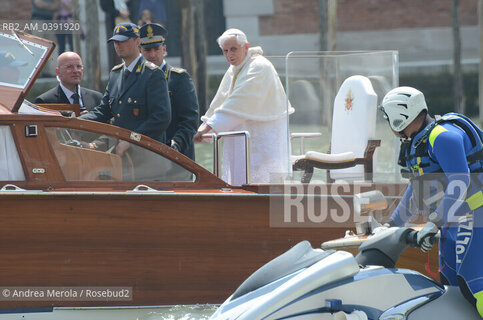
[202,131,251,185]
[202,133,219,176]
[216,131,251,185]
[0,184,26,191]
[126,184,174,193]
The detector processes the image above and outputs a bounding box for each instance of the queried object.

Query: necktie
[71,92,80,105]
[71,92,85,112]
[123,69,131,80]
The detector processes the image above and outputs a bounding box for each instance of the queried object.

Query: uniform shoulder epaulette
[170,67,186,74]
[111,63,124,71]
[144,61,159,70]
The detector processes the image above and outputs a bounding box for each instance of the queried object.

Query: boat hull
[0,184,437,309]
[0,192,349,308]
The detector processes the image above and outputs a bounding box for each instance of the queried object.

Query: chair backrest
[330,75,377,180]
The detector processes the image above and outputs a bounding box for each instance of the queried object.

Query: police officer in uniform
[82,22,171,153]
[380,87,483,317]
[139,23,199,160]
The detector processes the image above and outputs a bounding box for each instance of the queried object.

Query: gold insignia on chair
[147,25,154,38]
[345,89,354,111]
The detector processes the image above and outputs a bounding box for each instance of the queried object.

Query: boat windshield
[0,32,48,89]
[44,127,194,182]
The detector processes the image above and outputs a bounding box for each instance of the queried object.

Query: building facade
[223,0,478,74]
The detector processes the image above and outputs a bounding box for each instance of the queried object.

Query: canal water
[135,304,217,319]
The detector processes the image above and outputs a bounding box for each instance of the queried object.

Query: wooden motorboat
[0,31,425,312]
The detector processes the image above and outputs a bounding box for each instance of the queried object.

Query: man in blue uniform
[81,22,171,153]
[380,87,483,317]
[139,23,199,160]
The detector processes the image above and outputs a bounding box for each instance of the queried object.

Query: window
[0,125,25,181]
[45,127,194,182]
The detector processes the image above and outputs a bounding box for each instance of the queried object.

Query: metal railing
[290,132,323,155]
[201,131,251,185]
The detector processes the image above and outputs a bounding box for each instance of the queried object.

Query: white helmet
[380,86,428,132]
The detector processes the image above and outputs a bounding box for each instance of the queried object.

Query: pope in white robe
[194,28,294,185]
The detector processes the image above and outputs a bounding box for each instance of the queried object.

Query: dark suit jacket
[81,56,171,143]
[165,64,199,160]
[35,84,103,112]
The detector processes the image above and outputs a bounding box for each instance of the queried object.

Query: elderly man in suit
[35,52,103,113]
[139,23,199,160]
[81,22,171,157]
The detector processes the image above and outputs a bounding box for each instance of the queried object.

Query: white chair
[293,75,379,183]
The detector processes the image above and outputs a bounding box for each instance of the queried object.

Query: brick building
[2,0,478,75]
[0,0,32,21]
[2,1,480,123]
[225,0,478,74]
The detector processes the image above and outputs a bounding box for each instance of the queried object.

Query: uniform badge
[171,67,186,74]
[114,25,128,34]
[133,108,139,116]
[147,25,154,38]
[128,97,132,103]
[144,61,159,70]
[112,63,124,71]
[345,89,354,111]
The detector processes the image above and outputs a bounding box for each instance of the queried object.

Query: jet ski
[209,227,480,320]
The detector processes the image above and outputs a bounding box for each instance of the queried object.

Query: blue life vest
[399,113,483,213]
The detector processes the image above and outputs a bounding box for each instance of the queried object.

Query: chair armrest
[363,140,381,159]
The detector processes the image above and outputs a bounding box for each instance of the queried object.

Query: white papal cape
[202,46,294,184]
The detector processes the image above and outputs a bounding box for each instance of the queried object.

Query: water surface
[136,305,217,320]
